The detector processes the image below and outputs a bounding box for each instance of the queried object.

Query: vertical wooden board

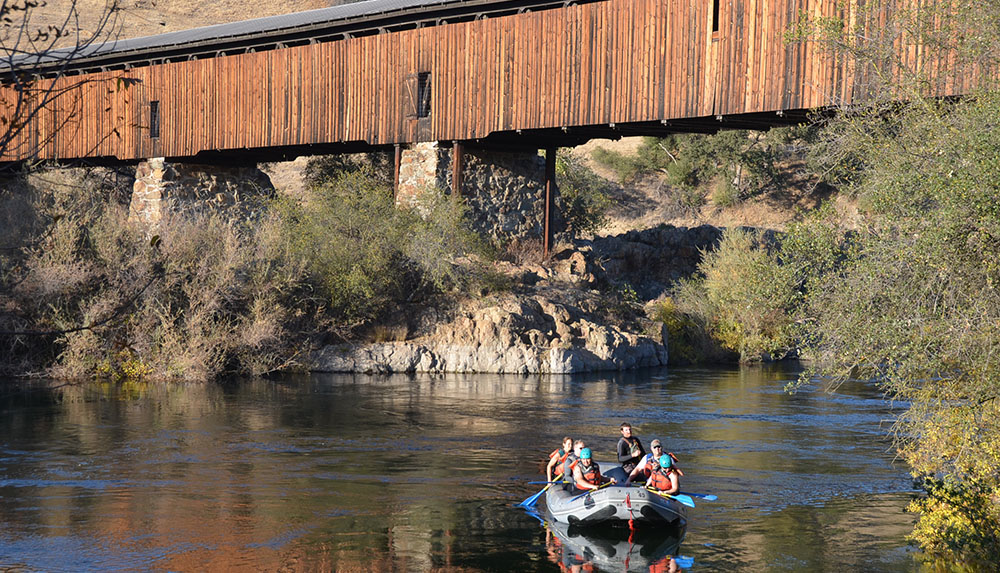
[472,21,481,138]
[664,0,674,118]
[518,14,526,129]
[581,6,593,125]
[333,41,342,142]
[743,0,755,111]
[600,1,610,122]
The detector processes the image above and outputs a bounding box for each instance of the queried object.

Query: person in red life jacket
[617,422,646,476]
[645,454,680,495]
[546,436,574,482]
[572,447,615,491]
[625,439,683,484]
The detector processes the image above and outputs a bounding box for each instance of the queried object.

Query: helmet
[580,447,593,460]
[659,454,672,468]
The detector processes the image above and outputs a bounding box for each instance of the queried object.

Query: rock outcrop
[312,291,668,374]
[310,223,735,374]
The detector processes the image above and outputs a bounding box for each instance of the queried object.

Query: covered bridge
[0,0,976,164]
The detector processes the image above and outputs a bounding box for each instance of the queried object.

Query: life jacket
[550,447,569,462]
[578,460,602,485]
[562,453,579,481]
[648,466,676,492]
[635,462,654,481]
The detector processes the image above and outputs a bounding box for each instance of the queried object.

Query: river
[0,363,920,571]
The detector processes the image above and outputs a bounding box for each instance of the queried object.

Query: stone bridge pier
[395,142,564,253]
[128,144,563,252]
[127,158,274,229]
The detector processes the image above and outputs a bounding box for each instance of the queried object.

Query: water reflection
[0,365,919,571]
[544,520,688,572]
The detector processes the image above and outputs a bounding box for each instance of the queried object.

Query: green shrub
[555,151,612,235]
[275,168,486,324]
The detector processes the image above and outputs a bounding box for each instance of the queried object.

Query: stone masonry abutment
[395,142,563,248]
[128,145,562,249]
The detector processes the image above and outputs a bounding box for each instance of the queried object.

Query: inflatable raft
[544,483,688,527]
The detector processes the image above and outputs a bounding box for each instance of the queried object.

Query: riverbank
[312,225,725,374]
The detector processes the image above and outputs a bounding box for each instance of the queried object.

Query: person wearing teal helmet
[571,447,616,491]
[645,453,680,494]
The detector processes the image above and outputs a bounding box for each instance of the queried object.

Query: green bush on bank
[796,90,1000,567]
[667,228,802,363]
[554,151,612,236]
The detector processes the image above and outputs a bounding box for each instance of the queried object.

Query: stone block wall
[395,142,564,245]
[128,158,274,229]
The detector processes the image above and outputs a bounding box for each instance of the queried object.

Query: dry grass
[571,137,859,234]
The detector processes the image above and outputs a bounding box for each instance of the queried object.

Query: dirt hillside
[570,137,859,234]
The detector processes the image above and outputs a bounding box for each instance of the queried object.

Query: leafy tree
[788,0,1000,565]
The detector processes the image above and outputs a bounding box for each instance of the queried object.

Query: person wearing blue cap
[571,447,616,491]
[645,454,680,495]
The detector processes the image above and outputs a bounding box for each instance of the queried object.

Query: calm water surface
[0,364,921,571]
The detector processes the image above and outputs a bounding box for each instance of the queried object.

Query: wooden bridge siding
[0,0,978,162]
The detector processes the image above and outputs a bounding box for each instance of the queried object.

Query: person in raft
[617,422,646,475]
[546,436,574,483]
[624,439,683,485]
[559,439,585,483]
[572,447,616,491]
[645,454,681,495]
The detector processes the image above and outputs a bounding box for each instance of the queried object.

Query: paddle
[517,483,553,507]
[679,491,717,501]
[519,471,571,506]
[644,487,696,508]
[674,556,695,568]
[569,480,614,502]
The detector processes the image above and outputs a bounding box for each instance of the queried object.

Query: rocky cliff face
[312,291,668,374]
[311,224,724,374]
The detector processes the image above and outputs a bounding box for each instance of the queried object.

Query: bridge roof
[19,0,585,76]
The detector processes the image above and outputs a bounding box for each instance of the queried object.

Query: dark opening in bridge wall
[403,72,432,119]
[417,72,432,118]
[150,101,160,139]
[712,0,720,34]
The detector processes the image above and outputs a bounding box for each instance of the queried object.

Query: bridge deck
[0,0,981,164]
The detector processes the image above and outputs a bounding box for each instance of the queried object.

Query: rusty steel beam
[544,147,555,258]
[393,143,402,200]
[452,141,464,198]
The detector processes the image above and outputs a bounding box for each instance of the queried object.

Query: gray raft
[544,483,688,527]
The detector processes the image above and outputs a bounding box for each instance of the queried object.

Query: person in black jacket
[616,422,646,475]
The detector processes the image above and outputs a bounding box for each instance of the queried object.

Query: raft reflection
[543,519,688,573]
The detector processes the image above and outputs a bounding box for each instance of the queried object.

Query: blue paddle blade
[517,483,551,507]
[675,556,695,568]
[668,493,696,508]
[522,507,546,525]
[680,491,718,501]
